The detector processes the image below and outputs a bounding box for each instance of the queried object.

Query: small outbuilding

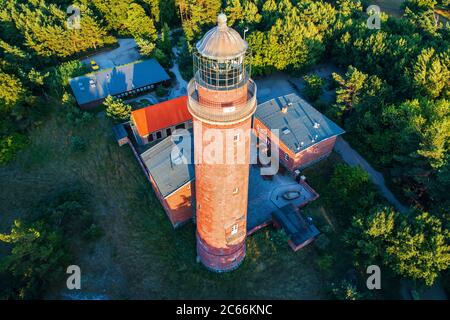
[112,123,129,146]
[254,93,345,172]
[130,96,192,145]
[69,59,170,109]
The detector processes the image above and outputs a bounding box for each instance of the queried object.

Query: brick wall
[165,181,195,227]
[253,118,337,171]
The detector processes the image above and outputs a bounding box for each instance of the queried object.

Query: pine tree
[125,3,158,40]
[104,95,131,121]
[332,66,368,120]
[413,48,450,99]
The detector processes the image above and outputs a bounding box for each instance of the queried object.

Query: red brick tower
[187,14,257,272]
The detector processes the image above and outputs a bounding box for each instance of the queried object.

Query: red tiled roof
[131,96,191,137]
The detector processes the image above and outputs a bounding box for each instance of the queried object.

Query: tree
[47,60,90,97]
[332,66,367,121]
[347,207,450,286]
[103,95,131,121]
[248,7,326,75]
[159,23,173,57]
[412,48,450,99]
[303,74,324,101]
[91,0,134,33]
[345,207,398,268]
[385,211,450,286]
[324,163,381,223]
[0,133,27,164]
[0,220,68,299]
[415,99,450,169]
[125,3,157,40]
[225,0,244,26]
[7,2,115,58]
[331,280,364,300]
[136,38,156,57]
[240,0,262,27]
[160,0,178,26]
[177,0,222,41]
[143,0,161,24]
[0,71,25,113]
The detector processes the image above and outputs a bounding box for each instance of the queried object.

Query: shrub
[155,85,168,97]
[104,95,131,121]
[346,207,450,286]
[0,220,69,299]
[71,136,87,152]
[331,280,363,300]
[48,61,90,96]
[314,233,331,251]
[83,224,104,241]
[316,254,334,272]
[0,133,27,164]
[303,74,324,101]
[153,48,172,69]
[270,229,290,246]
[0,190,96,299]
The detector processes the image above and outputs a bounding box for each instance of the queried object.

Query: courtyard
[247,165,318,233]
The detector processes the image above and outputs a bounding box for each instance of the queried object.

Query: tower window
[233,133,240,142]
[233,187,239,194]
[231,224,238,235]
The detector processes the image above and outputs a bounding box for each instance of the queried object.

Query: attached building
[254,93,345,172]
[69,59,170,109]
[140,130,195,228]
[130,96,193,145]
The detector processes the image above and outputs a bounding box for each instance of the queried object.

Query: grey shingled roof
[272,204,320,247]
[69,59,170,105]
[141,130,194,198]
[255,93,345,153]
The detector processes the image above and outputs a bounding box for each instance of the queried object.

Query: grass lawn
[0,100,329,299]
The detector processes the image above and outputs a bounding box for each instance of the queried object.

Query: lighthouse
[187,14,257,272]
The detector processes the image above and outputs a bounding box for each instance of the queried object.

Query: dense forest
[0,0,449,299]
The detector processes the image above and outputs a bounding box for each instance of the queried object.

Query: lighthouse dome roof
[196,13,248,60]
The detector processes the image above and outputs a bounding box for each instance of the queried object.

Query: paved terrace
[247,165,318,234]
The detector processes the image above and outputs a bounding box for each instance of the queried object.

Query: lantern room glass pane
[193,51,251,91]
